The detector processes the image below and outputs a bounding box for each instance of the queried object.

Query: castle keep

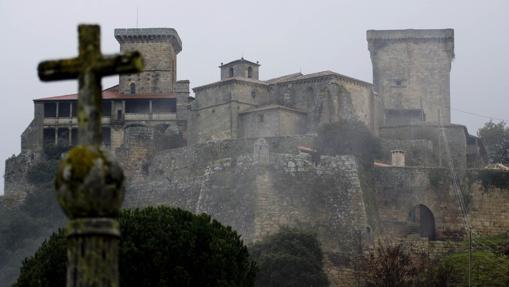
[4,28,509,286]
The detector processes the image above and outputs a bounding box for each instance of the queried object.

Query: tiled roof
[266,73,303,84]
[34,85,178,102]
[193,77,268,92]
[272,70,372,87]
[220,58,260,67]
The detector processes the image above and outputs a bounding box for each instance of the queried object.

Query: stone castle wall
[373,166,509,241]
[380,124,468,169]
[467,170,509,235]
[123,136,371,285]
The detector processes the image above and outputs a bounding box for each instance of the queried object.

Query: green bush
[315,119,382,167]
[477,169,509,189]
[249,227,328,287]
[15,206,257,287]
[437,251,509,287]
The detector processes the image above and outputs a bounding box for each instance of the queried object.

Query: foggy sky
[1,0,508,194]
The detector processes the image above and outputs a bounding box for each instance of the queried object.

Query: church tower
[219,58,260,80]
[115,28,182,95]
[367,29,454,124]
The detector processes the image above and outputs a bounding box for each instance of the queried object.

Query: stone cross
[38,25,143,287]
[39,25,143,146]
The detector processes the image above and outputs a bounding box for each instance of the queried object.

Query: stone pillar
[55,146,125,287]
[391,150,405,167]
[176,80,190,121]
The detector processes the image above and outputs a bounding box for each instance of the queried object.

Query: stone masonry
[3,27,507,287]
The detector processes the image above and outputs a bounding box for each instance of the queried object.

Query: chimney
[391,150,405,167]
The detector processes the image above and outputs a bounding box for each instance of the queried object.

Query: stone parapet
[114,28,182,53]
[367,29,454,41]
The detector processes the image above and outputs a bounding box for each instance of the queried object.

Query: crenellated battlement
[114,28,182,53]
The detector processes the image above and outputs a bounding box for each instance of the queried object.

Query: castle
[4,28,509,286]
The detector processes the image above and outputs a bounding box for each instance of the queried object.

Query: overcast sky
[1,0,508,194]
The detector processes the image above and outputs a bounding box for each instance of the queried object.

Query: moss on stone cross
[37,24,143,287]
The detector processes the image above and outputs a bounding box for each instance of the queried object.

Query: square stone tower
[115,28,182,95]
[367,29,454,124]
[220,58,260,80]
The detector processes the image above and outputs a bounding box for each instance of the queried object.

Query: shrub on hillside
[15,206,257,287]
[437,251,509,287]
[249,227,328,287]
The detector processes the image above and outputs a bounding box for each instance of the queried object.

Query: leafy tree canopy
[249,227,329,287]
[477,120,509,164]
[315,119,382,167]
[15,206,257,287]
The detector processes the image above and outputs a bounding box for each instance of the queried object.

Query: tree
[15,206,257,287]
[363,243,419,287]
[477,120,509,164]
[249,227,329,287]
[315,119,382,167]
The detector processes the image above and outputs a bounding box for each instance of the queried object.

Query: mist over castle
[2,23,508,286]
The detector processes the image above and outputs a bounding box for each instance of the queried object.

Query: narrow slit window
[130,82,136,95]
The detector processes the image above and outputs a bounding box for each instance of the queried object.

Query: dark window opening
[43,128,55,147]
[251,90,256,99]
[58,102,71,118]
[57,128,70,146]
[125,100,150,114]
[229,67,234,78]
[71,128,78,146]
[130,82,136,95]
[102,101,112,117]
[392,79,406,88]
[44,103,57,118]
[247,66,253,78]
[102,127,111,147]
[117,110,123,120]
[152,99,176,113]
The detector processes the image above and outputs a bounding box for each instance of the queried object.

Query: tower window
[247,66,253,78]
[391,79,406,88]
[229,67,234,78]
[130,82,136,95]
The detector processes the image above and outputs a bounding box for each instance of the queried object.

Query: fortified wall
[2,27,509,287]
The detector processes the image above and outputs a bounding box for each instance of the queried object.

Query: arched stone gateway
[409,204,436,240]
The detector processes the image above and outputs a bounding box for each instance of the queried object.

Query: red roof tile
[34,85,178,102]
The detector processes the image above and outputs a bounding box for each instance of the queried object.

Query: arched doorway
[409,204,436,240]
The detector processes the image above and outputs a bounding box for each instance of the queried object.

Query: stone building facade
[3,27,507,287]
[189,63,376,144]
